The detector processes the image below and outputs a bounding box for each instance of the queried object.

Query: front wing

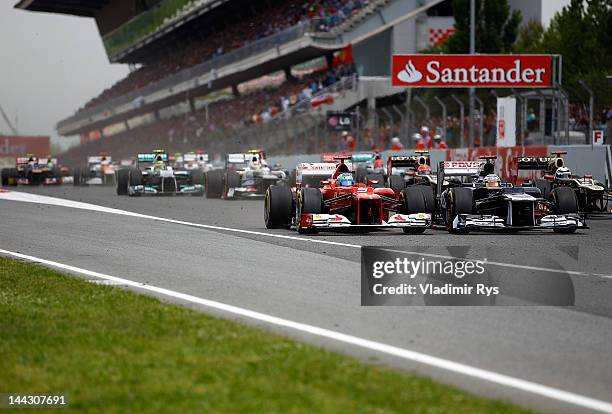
[299,213,431,231]
[452,214,588,231]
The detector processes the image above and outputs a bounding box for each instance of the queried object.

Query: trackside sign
[392,54,552,88]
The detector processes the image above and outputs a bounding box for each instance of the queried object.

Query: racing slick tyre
[400,187,428,233]
[206,170,224,199]
[1,168,8,187]
[73,168,82,186]
[445,187,474,234]
[116,169,130,195]
[129,168,142,186]
[417,185,435,214]
[387,175,405,193]
[549,187,579,234]
[9,168,19,186]
[365,173,385,188]
[535,179,552,199]
[224,171,241,198]
[355,166,368,184]
[297,187,323,234]
[264,185,293,229]
[401,186,427,214]
[191,168,205,186]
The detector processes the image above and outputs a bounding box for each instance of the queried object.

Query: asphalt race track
[2,185,612,414]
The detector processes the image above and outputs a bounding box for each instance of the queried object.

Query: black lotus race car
[409,157,587,234]
[116,150,204,196]
[517,151,611,214]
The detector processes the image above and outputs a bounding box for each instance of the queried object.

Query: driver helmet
[417,165,431,176]
[154,160,165,169]
[484,174,502,188]
[337,173,354,187]
[555,167,571,180]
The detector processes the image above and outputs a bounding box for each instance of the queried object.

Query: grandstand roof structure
[14,0,106,17]
[16,0,447,137]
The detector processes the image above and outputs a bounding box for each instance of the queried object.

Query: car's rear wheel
[387,175,405,193]
[1,168,9,187]
[445,187,474,234]
[365,173,384,188]
[116,169,129,195]
[206,170,224,199]
[73,168,81,186]
[9,169,19,186]
[264,185,293,229]
[191,168,204,186]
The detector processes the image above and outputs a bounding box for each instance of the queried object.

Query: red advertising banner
[0,136,50,157]
[392,54,552,88]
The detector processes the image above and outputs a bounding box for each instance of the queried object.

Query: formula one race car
[73,154,116,186]
[116,150,204,196]
[517,151,610,214]
[386,151,432,193]
[264,157,431,234]
[351,151,386,187]
[1,155,61,186]
[206,150,286,199]
[429,157,587,233]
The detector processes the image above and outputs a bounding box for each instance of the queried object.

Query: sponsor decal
[392,54,552,88]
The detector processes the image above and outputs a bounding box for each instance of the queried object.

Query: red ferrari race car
[264,157,431,234]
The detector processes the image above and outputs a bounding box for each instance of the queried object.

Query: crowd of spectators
[60,63,358,165]
[80,0,368,112]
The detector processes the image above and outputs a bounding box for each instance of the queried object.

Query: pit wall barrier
[268,145,612,186]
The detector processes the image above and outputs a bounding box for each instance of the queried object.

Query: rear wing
[296,162,353,183]
[516,156,564,171]
[87,155,112,164]
[16,157,35,164]
[227,153,248,164]
[137,153,168,163]
[351,153,375,163]
[387,154,430,171]
[38,158,58,165]
[185,153,208,163]
[440,160,484,176]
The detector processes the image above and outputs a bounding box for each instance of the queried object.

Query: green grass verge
[0,257,532,414]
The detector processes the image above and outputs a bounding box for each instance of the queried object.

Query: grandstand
[16,0,452,161]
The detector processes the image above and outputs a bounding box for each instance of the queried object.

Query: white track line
[0,191,359,248]
[1,248,611,414]
[2,190,610,279]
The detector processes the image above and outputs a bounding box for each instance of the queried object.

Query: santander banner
[392,54,552,88]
